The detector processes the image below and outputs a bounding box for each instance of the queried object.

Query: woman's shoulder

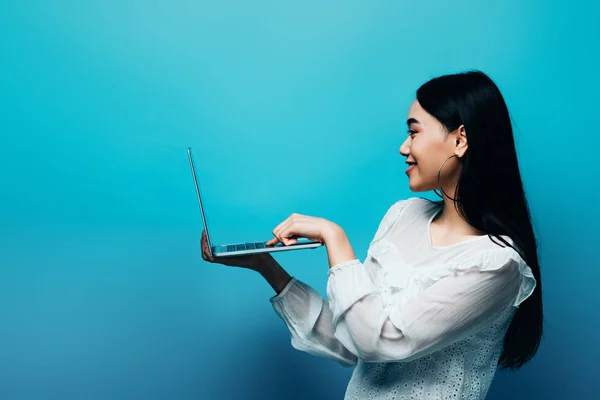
[386,196,436,213]
[374,197,435,237]
[377,197,438,227]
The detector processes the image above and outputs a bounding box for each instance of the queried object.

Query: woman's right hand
[200,230,269,271]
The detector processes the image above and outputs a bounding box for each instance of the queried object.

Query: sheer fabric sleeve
[271,278,358,366]
[269,199,412,366]
[325,247,536,363]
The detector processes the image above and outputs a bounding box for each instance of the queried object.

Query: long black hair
[415,70,543,370]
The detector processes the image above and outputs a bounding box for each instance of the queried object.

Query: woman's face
[400,100,467,193]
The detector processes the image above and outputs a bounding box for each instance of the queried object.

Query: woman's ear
[455,125,468,157]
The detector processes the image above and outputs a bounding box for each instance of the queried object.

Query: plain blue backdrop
[1,1,598,399]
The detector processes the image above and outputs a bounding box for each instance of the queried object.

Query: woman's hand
[201,230,268,271]
[266,213,341,246]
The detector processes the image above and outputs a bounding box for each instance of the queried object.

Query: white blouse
[270,197,536,400]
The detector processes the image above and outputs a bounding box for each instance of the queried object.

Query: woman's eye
[408,129,417,137]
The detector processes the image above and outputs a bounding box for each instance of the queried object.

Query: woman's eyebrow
[406,118,420,126]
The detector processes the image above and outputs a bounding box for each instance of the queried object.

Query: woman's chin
[408,179,432,193]
[407,178,420,191]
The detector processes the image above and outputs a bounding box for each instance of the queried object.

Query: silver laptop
[187,147,324,257]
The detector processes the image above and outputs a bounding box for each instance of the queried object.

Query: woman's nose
[399,138,410,156]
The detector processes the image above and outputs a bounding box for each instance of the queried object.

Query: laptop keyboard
[226,242,267,252]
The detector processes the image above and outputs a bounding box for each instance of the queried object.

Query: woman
[201,70,543,399]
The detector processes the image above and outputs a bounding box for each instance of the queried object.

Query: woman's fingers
[201,238,208,261]
[265,237,279,246]
[268,214,318,246]
[273,221,292,245]
[268,217,289,246]
[272,215,294,238]
[278,223,305,246]
[279,221,302,245]
[201,230,215,262]
[286,235,298,245]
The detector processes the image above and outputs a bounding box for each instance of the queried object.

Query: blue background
[1,1,597,399]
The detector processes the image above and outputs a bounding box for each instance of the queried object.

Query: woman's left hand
[266,213,340,246]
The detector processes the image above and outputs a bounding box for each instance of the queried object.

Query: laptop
[187,147,324,257]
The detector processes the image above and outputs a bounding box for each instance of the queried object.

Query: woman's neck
[434,198,485,237]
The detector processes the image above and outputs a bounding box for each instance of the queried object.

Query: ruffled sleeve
[422,246,536,308]
[268,199,413,366]
[270,278,358,367]
[325,246,537,363]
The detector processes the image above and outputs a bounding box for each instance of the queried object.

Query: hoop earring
[433,154,458,201]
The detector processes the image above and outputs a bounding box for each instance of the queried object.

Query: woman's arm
[255,253,293,294]
[324,247,536,363]
[257,199,411,366]
[256,254,358,366]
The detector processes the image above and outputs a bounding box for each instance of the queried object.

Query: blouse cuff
[269,277,298,304]
[326,259,378,327]
[269,277,324,335]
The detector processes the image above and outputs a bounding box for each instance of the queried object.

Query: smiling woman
[402,104,467,200]
[202,70,543,400]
